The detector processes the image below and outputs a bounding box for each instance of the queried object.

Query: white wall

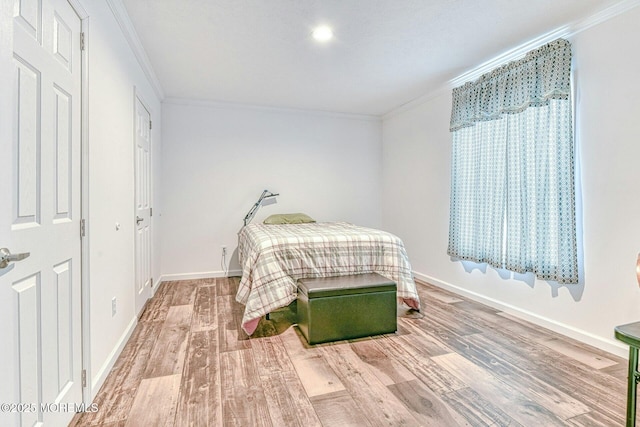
[382,6,640,357]
[161,101,381,278]
[84,0,162,396]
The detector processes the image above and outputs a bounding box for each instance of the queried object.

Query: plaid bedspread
[236,222,421,335]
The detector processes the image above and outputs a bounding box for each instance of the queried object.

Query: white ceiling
[121,0,625,116]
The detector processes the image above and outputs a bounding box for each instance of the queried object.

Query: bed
[236,221,421,335]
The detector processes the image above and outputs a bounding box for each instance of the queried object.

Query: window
[447,39,578,284]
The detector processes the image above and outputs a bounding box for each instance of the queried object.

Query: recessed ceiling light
[312,26,333,42]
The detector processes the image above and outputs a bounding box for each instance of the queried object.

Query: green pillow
[263,213,316,224]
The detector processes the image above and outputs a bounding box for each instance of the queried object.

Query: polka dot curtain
[447,39,578,284]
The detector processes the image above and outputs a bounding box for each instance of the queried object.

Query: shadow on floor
[250,302,424,338]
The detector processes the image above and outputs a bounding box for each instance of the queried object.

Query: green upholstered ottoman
[297,273,397,345]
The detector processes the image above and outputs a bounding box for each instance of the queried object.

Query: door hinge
[150,207,153,217]
[80,219,86,238]
[150,277,154,288]
[149,120,152,130]
[80,32,85,51]
[81,369,87,388]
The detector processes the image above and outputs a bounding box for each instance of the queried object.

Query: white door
[0,0,83,426]
[134,97,152,316]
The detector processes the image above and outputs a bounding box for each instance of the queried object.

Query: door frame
[0,2,15,423]
[66,0,91,405]
[133,86,153,315]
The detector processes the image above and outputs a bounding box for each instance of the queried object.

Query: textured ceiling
[121,0,623,116]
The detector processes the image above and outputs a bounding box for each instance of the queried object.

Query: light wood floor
[71,277,630,426]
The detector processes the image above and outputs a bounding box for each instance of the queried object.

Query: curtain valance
[450,38,572,132]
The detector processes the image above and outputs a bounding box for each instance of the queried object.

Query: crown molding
[106,0,640,121]
[450,0,640,87]
[449,28,572,88]
[384,0,640,120]
[105,0,164,101]
[381,85,451,121]
[163,97,381,122]
[574,0,640,33]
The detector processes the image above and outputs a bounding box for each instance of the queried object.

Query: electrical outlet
[111,297,117,317]
[222,246,227,256]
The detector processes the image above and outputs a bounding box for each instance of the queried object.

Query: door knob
[136,216,144,225]
[0,248,30,269]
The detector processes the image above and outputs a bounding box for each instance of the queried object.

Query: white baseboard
[158,269,242,285]
[413,271,628,359]
[90,316,137,399]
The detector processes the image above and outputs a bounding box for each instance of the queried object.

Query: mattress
[236,222,421,335]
